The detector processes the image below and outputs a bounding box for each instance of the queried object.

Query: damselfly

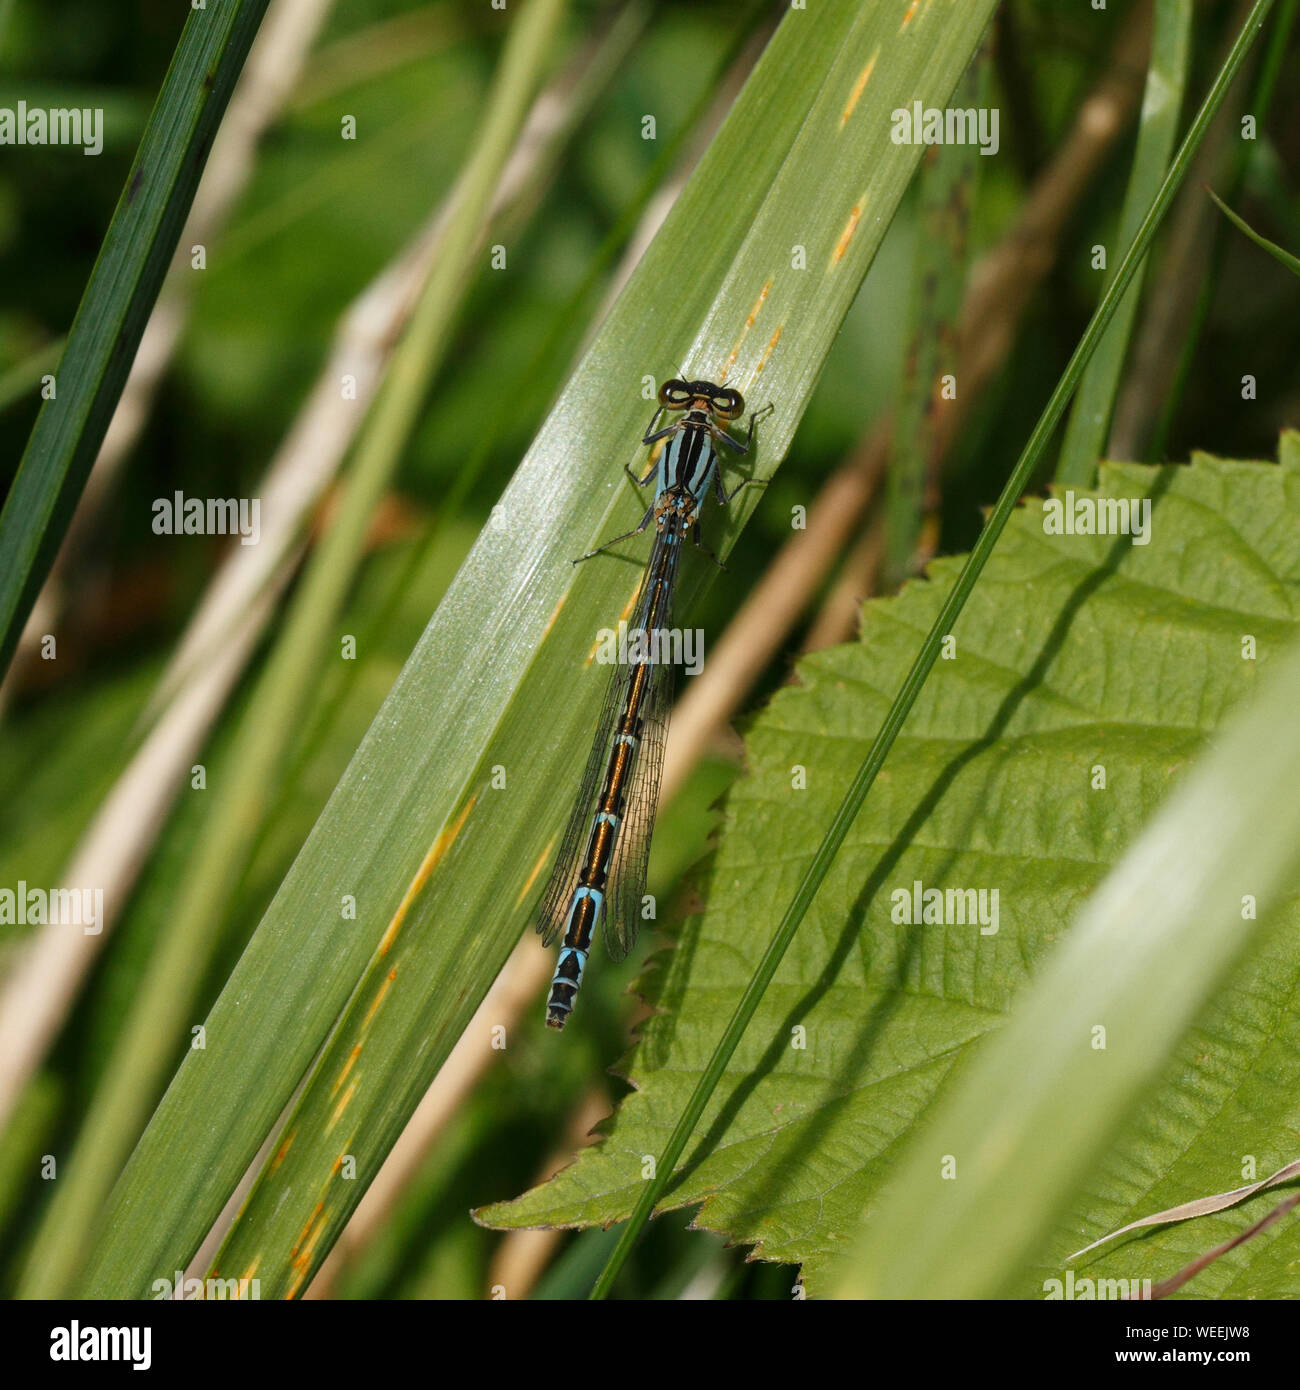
[538,377,771,1029]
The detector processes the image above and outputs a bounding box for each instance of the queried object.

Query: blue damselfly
[538,377,770,1029]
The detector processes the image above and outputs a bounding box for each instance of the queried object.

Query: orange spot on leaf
[270,1128,297,1173]
[379,799,476,955]
[840,48,879,126]
[721,280,773,380]
[542,593,565,642]
[285,1211,330,1299]
[755,323,784,376]
[745,280,770,328]
[361,969,397,1035]
[332,1044,362,1096]
[516,840,555,908]
[328,1078,358,1132]
[291,1202,325,1260]
[831,202,864,265]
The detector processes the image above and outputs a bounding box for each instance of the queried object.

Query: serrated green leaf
[480,438,1300,1297]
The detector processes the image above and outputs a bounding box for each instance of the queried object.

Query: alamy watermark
[1,882,102,934]
[1043,1270,1152,1300]
[152,1271,261,1300]
[890,101,1000,157]
[1,102,103,156]
[152,491,261,546]
[595,621,704,676]
[891,879,999,935]
[1043,490,1152,545]
[49,1322,150,1370]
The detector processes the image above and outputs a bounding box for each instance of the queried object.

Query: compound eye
[712,389,743,419]
[658,379,691,406]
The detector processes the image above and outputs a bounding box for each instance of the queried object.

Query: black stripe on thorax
[674,420,710,489]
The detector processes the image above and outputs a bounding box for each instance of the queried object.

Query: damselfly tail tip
[545,1009,568,1031]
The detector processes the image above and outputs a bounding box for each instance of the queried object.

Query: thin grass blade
[0,1,272,676]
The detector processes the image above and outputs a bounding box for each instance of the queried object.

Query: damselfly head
[658,378,745,421]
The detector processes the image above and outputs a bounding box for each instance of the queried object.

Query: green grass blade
[200,0,1008,1304]
[1055,0,1191,485]
[78,0,898,1300]
[836,631,1300,1298]
[1206,185,1300,275]
[20,0,569,1300]
[588,0,1275,1303]
[0,1,272,678]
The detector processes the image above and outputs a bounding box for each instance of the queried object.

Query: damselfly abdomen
[537,377,769,1029]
